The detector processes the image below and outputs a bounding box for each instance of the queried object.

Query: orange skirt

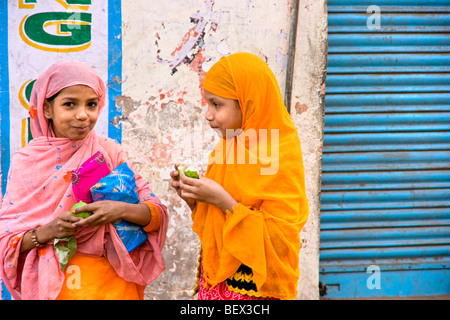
[56,253,144,300]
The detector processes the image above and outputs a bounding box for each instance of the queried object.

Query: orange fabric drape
[56,201,162,300]
[56,254,145,300]
[193,52,309,299]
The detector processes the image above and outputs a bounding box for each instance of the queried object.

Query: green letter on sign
[21,12,92,52]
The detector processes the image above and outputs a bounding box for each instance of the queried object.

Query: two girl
[0,52,308,300]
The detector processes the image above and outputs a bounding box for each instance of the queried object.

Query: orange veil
[194,52,309,299]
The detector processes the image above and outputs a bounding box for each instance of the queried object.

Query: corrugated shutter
[320,0,450,298]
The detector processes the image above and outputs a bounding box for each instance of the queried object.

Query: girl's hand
[41,211,82,241]
[170,163,197,211]
[72,200,151,228]
[177,170,238,213]
[72,200,127,228]
[20,212,81,253]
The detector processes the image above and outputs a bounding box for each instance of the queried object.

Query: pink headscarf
[0,61,168,300]
[30,60,107,138]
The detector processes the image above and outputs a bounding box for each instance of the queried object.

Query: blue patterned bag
[90,162,148,252]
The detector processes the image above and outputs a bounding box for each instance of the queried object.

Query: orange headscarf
[194,52,309,299]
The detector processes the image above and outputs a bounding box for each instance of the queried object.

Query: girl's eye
[64,102,74,107]
[88,102,98,108]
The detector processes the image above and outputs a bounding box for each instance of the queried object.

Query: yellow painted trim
[21,118,27,148]
[19,79,33,110]
[55,0,90,10]
[19,0,35,9]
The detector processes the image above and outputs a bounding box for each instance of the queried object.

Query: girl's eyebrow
[207,96,223,103]
[60,96,99,101]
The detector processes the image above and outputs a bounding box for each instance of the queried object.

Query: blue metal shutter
[319,0,450,298]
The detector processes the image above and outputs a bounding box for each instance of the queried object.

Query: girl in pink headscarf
[0,61,168,300]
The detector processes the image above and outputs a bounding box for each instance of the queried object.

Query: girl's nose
[75,107,88,120]
[205,107,214,121]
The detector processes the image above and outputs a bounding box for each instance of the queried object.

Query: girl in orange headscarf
[170,52,309,300]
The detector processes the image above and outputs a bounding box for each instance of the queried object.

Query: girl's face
[204,89,242,139]
[43,85,100,140]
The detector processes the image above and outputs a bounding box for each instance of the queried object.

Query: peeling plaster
[290,0,328,300]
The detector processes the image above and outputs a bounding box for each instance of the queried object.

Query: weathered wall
[291,0,327,300]
[120,0,327,300]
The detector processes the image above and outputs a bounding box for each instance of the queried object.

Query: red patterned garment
[197,261,277,300]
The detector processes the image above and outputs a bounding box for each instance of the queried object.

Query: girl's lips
[73,126,89,132]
